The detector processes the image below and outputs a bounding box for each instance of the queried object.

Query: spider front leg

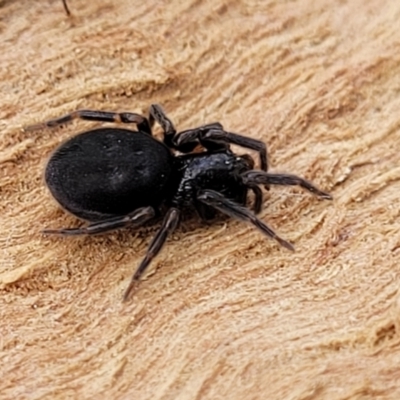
[148,104,268,168]
[242,171,332,200]
[25,109,152,135]
[197,189,294,251]
[174,126,268,171]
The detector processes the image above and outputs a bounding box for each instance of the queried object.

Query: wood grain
[1,0,400,399]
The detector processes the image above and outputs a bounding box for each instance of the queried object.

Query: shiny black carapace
[26,104,332,300]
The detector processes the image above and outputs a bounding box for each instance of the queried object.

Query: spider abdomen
[45,128,174,221]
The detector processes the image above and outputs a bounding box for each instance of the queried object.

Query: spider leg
[25,110,152,135]
[123,207,180,301]
[148,104,203,152]
[193,200,217,221]
[248,184,263,214]
[242,171,332,200]
[43,206,155,236]
[174,127,268,171]
[197,189,294,251]
[62,0,71,15]
[148,104,177,147]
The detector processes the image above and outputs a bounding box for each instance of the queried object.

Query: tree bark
[1,0,400,399]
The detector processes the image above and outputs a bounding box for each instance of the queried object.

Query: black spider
[26,104,332,300]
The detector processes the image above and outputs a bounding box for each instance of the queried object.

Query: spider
[26,104,332,300]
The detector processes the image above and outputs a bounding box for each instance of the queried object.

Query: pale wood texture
[1,0,400,399]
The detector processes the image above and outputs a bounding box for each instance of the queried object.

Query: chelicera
[26,104,332,300]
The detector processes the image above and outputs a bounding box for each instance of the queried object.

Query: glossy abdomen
[45,128,173,221]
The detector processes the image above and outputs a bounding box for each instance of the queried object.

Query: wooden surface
[1,0,400,399]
